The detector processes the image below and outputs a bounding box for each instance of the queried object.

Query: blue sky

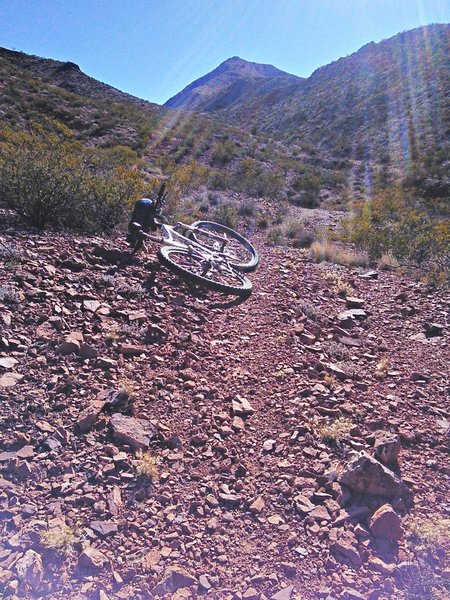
[1,1,449,105]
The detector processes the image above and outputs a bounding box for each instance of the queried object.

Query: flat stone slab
[110,414,158,449]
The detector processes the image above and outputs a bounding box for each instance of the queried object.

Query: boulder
[337,452,413,506]
[151,567,196,597]
[15,550,44,589]
[369,504,403,541]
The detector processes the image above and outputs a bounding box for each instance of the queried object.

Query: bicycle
[128,186,259,298]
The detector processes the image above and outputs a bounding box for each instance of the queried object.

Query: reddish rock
[0,372,23,387]
[79,343,99,359]
[249,496,265,514]
[368,556,396,575]
[89,520,118,538]
[0,357,18,369]
[369,504,403,541]
[15,550,44,589]
[151,566,196,596]
[83,299,101,313]
[57,332,83,355]
[97,356,117,369]
[77,546,109,570]
[110,414,158,449]
[345,297,365,309]
[232,396,255,416]
[270,586,295,600]
[331,531,362,567]
[118,344,146,357]
[77,400,105,433]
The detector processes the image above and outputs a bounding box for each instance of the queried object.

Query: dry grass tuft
[311,241,369,267]
[408,516,450,549]
[135,450,159,480]
[117,377,135,398]
[41,525,77,555]
[318,417,353,444]
[375,357,390,378]
[378,252,400,271]
[323,372,337,389]
[323,271,354,297]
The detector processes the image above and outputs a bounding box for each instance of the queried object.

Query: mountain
[167,25,450,184]
[165,56,301,111]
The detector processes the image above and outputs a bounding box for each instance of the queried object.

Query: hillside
[0,221,449,599]
[171,25,450,188]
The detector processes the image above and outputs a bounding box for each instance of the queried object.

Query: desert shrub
[211,139,237,165]
[0,124,145,231]
[238,199,256,217]
[318,417,353,444]
[208,168,231,191]
[284,219,315,247]
[257,215,269,229]
[266,226,284,246]
[233,159,283,198]
[342,188,450,284]
[163,162,210,218]
[265,219,315,248]
[291,169,321,193]
[289,191,320,209]
[212,202,238,229]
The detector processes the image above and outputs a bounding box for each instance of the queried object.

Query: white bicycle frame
[133,221,241,276]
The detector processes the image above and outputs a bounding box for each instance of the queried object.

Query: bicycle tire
[186,221,259,272]
[158,246,252,297]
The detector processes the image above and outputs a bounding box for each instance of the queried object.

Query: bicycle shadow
[188,283,250,308]
[164,275,250,309]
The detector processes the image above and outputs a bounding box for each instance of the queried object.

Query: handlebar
[154,183,168,213]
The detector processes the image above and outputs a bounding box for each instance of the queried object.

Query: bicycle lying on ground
[127,187,259,297]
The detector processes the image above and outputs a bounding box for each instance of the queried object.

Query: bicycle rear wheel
[158,246,252,297]
[186,221,259,272]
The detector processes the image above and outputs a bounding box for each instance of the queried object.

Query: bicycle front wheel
[158,246,252,297]
[186,221,259,272]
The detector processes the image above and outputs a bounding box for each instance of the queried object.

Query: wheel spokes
[169,250,245,288]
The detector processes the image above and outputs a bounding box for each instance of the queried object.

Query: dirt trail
[0,229,449,599]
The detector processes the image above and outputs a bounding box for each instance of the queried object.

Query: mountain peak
[165,57,299,110]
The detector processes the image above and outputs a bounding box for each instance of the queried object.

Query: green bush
[289,191,320,208]
[211,139,237,166]
[0,124,145,231]
[212,202,238,229]
[233,159,284,198]
[342,188,450,284]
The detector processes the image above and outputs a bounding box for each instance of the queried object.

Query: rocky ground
[0,224,449,600]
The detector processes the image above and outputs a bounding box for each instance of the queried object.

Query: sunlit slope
[179,25,449,181]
